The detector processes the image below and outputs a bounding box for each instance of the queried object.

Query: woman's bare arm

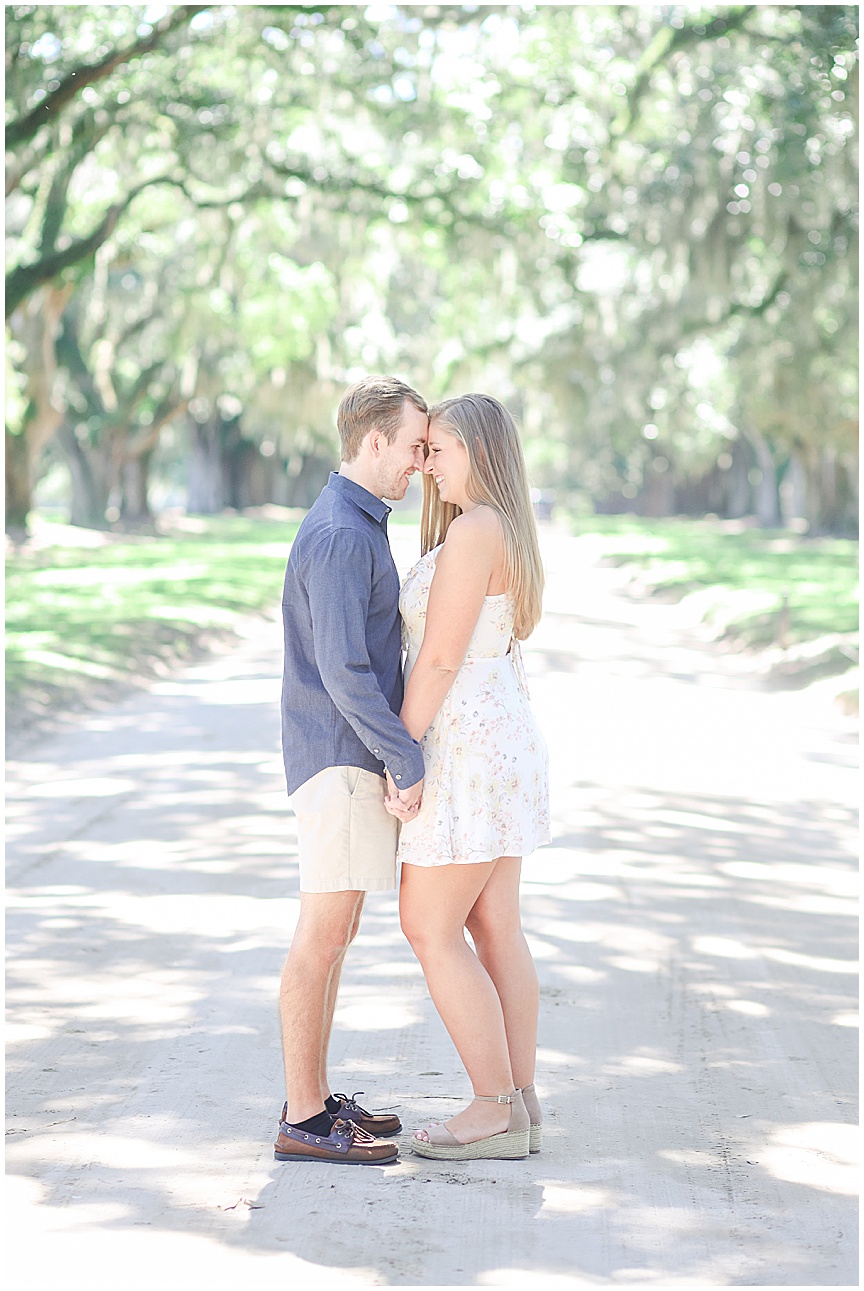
[400,509,503,741]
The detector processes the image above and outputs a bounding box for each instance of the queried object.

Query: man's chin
[383,478,410,501]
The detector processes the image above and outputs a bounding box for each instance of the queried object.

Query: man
[274,376,428,1166]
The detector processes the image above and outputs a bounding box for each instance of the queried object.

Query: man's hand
[384,772,423,822]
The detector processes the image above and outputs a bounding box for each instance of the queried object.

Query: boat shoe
[330,1091,402,1137]
[274,1113,398,1165]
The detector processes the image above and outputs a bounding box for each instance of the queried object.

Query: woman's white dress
[396,545,551,867]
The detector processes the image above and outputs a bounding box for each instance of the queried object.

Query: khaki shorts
[290,765,399,893]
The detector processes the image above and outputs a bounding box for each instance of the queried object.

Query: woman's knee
[399,903,427,954]
[400,904,460,961]
[465,906,522,953]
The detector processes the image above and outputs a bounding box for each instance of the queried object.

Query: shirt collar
[328,472,392,527]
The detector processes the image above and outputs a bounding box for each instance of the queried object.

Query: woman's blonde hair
[421,393,544,639]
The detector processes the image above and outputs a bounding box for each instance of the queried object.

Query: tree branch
[636,266,792,361]
[38,119,114,257]
[119,361,165,416]
[125,394,188,459]
[6,6,209,150]
[116,309,159,352]
[5,172,184,317]
[613,6,757,137]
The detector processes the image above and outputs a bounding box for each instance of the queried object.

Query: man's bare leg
[279,890,365,1124]
[317,894,364,1105]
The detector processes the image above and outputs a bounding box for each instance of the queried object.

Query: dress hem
[399,833,551,868]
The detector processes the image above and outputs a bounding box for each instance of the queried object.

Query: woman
[386,393,550,1161]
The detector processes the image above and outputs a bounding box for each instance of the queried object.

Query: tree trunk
[800,444,822,533]
[820,445,837,531]
[639,464,675,517]
[724,438,753,518]
[285,452,332,508]
[225,439,260,509]
[781,451,808,526]
[5,283,73,533]
[5,426,32,533]
[186,412,225,514]
[120,449,154,527]
[832,452,859,537]
[742,426,782,527]
[797,444,860,536]
[55,420,111,527]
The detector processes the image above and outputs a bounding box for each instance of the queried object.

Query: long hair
[420,394,544,639]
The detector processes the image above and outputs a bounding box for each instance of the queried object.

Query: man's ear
[367,429,385,458]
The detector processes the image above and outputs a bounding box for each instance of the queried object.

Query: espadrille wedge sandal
[520,1082,542,1153]
[411,1090,530,1161]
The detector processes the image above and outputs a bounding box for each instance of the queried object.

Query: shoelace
[332,1090,370,1116]
[332,1117,376,1144]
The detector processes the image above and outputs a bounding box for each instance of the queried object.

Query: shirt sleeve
[302,528,425,788]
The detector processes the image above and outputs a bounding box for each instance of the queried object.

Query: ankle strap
[474,1091,519,1104]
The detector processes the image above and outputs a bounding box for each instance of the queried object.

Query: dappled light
[759,1122,859,1195]
[7,523,856,1285]
[4,2,858,1282]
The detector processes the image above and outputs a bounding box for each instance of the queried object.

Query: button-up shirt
[280,472,425,796]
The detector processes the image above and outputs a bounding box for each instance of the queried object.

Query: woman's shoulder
[444,506,503,549]
[437,508,506,590]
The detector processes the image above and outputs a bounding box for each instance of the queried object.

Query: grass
[6,510,858,742]
[5,512,300,740]
[574,516,858,691]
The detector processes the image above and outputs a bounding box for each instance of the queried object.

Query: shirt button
[395,774,402,781]
[373,748,380,754]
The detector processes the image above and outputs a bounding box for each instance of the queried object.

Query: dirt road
[6,526,857,1288]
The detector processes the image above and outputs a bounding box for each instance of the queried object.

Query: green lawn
[575,515,859,650]
[6,511,858,736]
[6,513,300,730]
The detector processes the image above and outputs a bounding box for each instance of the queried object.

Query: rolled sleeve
[303,530,425,787]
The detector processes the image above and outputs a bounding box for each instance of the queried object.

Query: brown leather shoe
[274,1115,398,1165]
[331,1091,402,1137]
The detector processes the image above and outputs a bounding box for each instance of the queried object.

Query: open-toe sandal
[411,1090,529,1161]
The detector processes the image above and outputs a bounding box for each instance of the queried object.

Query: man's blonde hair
[421,394,544,640]
[337,376,428,462]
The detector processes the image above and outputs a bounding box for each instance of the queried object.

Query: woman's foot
[414,1095,512,1145]
[412,1090,530,1160]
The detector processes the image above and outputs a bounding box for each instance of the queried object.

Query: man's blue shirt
[280,472,425,796]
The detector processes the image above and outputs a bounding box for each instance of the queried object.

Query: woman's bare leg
[465,856,539,1090]
[400,859,516,1141]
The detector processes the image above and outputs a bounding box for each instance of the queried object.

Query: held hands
[384,771,423,822]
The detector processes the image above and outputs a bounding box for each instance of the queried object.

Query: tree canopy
[5,4,859,533]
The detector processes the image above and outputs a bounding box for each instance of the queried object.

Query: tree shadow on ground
[7,732,857,1285]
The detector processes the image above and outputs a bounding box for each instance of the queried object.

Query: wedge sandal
[520,1082,542,1153]
[411,1089,530,1161]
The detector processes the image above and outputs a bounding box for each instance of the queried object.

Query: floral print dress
[396,545,551,867]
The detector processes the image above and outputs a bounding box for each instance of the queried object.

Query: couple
[275,376,550,1166]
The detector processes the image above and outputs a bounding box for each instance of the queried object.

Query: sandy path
[6,526,857,1288]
